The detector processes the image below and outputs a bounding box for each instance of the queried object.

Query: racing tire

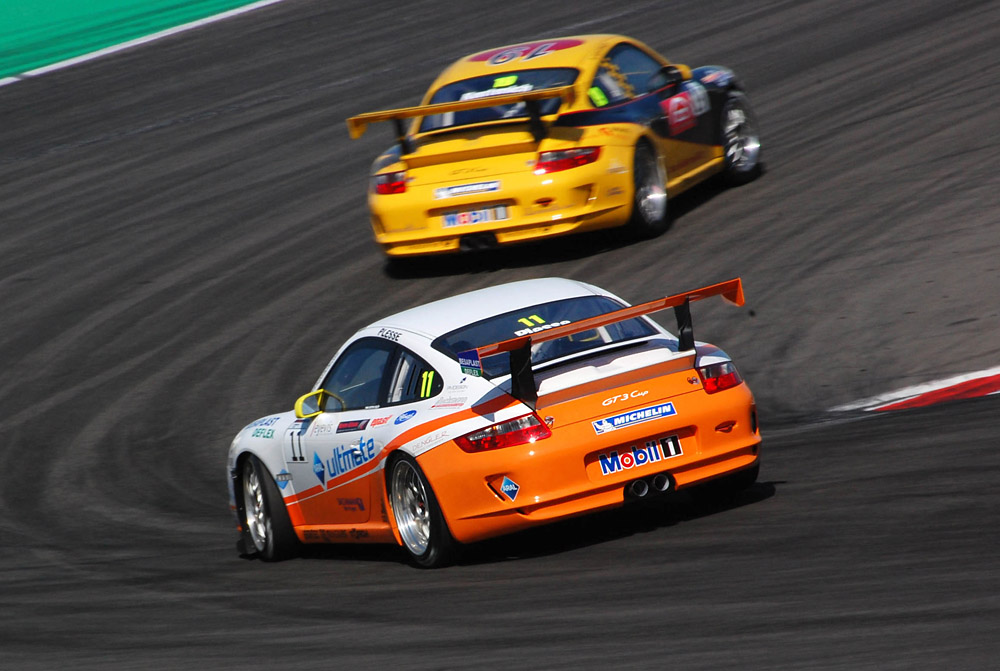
[240,455,298,561]
[627,141,669,238]
[388,454,456,568]
[719,91,762,185]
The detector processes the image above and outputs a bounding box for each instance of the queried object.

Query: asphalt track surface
[1,0,998,668]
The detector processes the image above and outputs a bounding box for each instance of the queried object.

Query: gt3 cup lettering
[602,389,649,406]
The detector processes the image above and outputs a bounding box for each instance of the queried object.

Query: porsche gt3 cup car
[346,34,761,257]
[228,277,762,567]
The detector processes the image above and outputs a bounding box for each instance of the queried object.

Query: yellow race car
[347,34,761,257]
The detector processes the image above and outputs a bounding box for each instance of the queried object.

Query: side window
[387,348,443,405]
[595,43,665,102]
[320,338,394,411]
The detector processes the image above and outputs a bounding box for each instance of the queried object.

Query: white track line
[0,0,290,88]
[832,366,1000,412]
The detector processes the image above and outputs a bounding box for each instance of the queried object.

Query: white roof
[373,277,612,339]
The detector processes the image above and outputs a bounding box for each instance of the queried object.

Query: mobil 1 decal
[598,435,683,476]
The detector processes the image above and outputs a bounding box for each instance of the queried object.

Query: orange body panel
[418,374,760,545]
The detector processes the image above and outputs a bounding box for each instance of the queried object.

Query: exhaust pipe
[651,473,671,493]
[629,479,650,498]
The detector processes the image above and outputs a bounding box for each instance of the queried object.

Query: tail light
[534,147,601,175]
[455,413,552,453]
[373,170,407,194]
[698,361,743,394]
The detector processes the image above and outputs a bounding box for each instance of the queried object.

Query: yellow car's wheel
[627,142,669,238]
[720,91,762,185]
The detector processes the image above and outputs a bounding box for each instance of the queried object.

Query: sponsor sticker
[683,81,710,116]
[394,410,417,425]
[432,396,466,409]
[369,415,392,427]
[312,452,325,485]
[500,476,520,501]
[661,92,696,135]
[434,181,500,200]
[337,419,370,433]
[275,470,292,490]
[592,402,677,435]
[457,349,483,377]
[442,204,509,228]
[324,436,377,481]
[460,84,533,100]
[597,435,682,476]
[471,39,584,65]
[337,497,365,512]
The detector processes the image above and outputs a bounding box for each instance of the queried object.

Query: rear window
[432,296,657,378]
[420,68,578,132]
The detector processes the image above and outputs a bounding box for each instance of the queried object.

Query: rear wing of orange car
[346,85,576,153]
[457,278,745,409]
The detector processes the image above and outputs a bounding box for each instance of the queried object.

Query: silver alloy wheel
[635,145,667,224]
[242,458,268,553]
[723,95,761,173]
[391,459,431,557]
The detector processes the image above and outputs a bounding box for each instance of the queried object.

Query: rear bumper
[417,384,761,544]
[369,145,635,256]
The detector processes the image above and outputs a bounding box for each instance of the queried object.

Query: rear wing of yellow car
[346,85,576,153]
[457,278,745,409]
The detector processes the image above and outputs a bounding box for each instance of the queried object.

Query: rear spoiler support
[392,118,415,155]
[470,278,745,407]
[674,298,694,352]
[524,98,545,143]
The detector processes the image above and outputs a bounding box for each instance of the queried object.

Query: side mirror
[294,389,343,418]
[648,64,693,93]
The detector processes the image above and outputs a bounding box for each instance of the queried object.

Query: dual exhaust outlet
[626,472,674,499]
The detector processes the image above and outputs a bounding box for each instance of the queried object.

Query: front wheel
[719,91,762,185]
[627,142,669,238]
[389,454,456,568]
[240,455,298,561]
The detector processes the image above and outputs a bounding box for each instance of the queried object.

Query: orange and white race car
[347,34,762,256]
[227,278,761,567]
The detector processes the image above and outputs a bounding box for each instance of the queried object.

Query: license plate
[442,205,509,228]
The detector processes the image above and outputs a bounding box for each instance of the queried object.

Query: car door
[286,337,396,525]
[591,42,712,184]
[285,337,445,527]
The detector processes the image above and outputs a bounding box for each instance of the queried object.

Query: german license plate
[442,205,509,228]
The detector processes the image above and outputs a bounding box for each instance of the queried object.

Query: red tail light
[534,147,601,175]
[373,170,407,194]
[454,413,552,453]
[698,361,743,394]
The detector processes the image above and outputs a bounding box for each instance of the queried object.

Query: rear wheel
[719,91,762,185]
[240,455,298,561]
[389,454,456,568]
[627,142,669,238]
